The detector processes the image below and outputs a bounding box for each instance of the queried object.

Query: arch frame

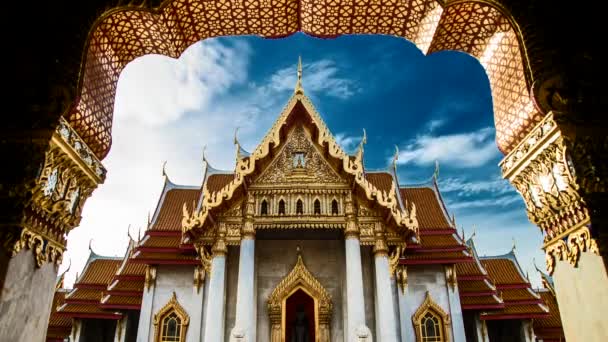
[412,291,451,342]
[267,253,332,342]
[153,292,190,342]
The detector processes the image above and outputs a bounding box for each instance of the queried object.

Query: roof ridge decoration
[183,59,418,236]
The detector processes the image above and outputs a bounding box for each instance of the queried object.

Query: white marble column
[203,240,228,342]
[136,266,156,342]
[445,265,466,342]
[345,236,371,341]
[230,237,256,342]
[373,248,398,342]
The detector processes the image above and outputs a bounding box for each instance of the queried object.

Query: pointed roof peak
[295,56,304,94]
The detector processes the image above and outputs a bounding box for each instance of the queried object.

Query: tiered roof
[457,239,503,310]
[533,270,566,341]
[58,251,123,319]
[397,179,471,264]
[46,286,72,341]
[132,176,200,264]
[479,251,549,320]
[101,240,146,310]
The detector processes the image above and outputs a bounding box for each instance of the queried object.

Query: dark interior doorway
[285,288,316,342]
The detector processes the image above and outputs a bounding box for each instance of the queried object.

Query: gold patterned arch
[153,292,190,342]
[69,0,537,159]
[267,253,332,342]
[412,291,451,342]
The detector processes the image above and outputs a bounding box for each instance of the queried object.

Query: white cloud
[265,59,358,99]
[426,119,445,132]
[115,40,250,126]
[445,194,522,210]
[439,177,513,196]
[335,133,361,152]
[396,127,499,168]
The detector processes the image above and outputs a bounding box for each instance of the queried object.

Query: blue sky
[62,33,544,287]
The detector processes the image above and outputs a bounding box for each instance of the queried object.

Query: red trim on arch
[399,257,473,265]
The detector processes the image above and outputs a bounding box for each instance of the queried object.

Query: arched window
[261,200,268,215]
[420,311,442,342]
[278,200,286,215]
[161,312,182,342]
[412,292,449,342]
[314,199,321,215]
[154,293,189,342]
[296,199,303,215]
[331,199,339,215]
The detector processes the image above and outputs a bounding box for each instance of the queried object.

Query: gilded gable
[254,126,345,185]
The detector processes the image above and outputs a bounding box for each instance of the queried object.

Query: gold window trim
[153,292,190,342]
[412,291,451,342]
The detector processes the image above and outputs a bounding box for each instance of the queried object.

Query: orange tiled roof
[400,187,450,229]
[403,251,469,260]
[419,234,461,248]
[459,280,495,293]
[102,295,142,306]
[151,188,200,231]
[139,235,182,249]
[481,258,528,285]
[109,280,145,292]
[76,259,121,286]
[66,288,101,301]
[366,172,393,193]
[483,303,548,316]
[48,290,72,328]
[206,174,235,193]
[456,261,485,276]
[501,288,539,301]
[118,262,146,276]
[132,251,198,261]
[461,296,502,306]
[535,290,563,328]
[59,303,119,315]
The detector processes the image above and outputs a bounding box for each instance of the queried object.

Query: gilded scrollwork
[545,226,599,274]
[7,118,105,267]
[144,265,156,291]
[502,112,601,274]
[395,265,408,293]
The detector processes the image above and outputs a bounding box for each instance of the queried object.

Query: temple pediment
[253,125,346,187]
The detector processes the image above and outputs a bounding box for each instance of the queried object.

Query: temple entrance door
[285,288,316,342]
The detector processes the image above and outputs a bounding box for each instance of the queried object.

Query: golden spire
[295,56,304,94]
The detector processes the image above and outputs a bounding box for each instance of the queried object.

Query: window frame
[153,292,189,342]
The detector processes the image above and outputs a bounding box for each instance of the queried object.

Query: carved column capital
[373,222,388,257]
[212,223,228,256]
[501,112,602,274]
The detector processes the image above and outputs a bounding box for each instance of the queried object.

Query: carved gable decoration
[255,125,345,185]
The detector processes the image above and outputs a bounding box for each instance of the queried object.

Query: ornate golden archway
[267,253,332,342]
[68,0,538,159]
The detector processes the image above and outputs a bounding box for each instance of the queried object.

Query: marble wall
[136,265,204,342]
[0,249,57,342]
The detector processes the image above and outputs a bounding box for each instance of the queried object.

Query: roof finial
[162,160,167,177]
[137,226,142,242]
[511,237,517,252]
[470,225,476,241]
[295,56,303,94]
[461,226,465,240]
[127,224,133,242]
[147,211,151,227]
[433,160,440,180]
[233,127,240,146]
[202,145,208,165]
[392,145,399,170]
[88,238,94,253]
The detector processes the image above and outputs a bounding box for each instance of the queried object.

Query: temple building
[48,62,566,342]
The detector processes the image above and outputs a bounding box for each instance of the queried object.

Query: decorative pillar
[0,118,105,342]
[344,195,372,341]
[395,265,415,341]
[444,265,466,342]
[203,224,228,342]
[136,265,157,342]
[230,195,256,342]
[501,112,607,341]
[372,223,398,342]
